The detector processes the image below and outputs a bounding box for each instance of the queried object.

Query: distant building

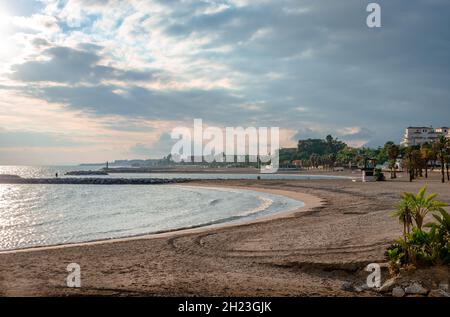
[401,126,450,146]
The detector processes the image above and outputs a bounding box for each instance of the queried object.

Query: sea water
[0,183,304,251]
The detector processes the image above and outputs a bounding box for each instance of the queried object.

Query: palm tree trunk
[405,215,411,262]
[441,154,445,183]
[417,218,423,230]
[425,166,428,178]
[403,221,407,243]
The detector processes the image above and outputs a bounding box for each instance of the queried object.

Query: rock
[405,282,428,295]
[354,284,370,292]
[439,283,449,292]
[0,176,192,185]
[341,282,355,292]
[378,278,398,293]
[392,287,405,297]
[428,289,450,297]
[65,170,108,176]
[0,174,22,179]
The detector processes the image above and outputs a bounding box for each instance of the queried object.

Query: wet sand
[0,172,449,296]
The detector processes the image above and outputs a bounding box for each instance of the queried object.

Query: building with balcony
[401,126,450,146]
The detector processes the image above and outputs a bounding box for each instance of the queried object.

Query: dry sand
[0,172,449,296]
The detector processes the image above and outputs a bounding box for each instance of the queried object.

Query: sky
[0,0,449,165]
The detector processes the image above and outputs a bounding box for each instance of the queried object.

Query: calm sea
[0,166,305,251]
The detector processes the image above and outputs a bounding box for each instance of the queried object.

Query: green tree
[309,153,319,168]
[436,135,449,183]
[403,146,419,182]
[445,146,450,181]
[336,146,358,167]
[392,192,414,242]
[297,135,346,161]
[384,142,400,179]
[420,143,433,178]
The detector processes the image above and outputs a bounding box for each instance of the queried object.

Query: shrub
[375,168,385,181]
[387,188,449,267]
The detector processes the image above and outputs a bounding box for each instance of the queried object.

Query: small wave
[209,198,221,206]
[154,196,274,232]
[236,195,273,217]
[179,185,275,218]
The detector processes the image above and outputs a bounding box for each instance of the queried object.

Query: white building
[401,126,450,146]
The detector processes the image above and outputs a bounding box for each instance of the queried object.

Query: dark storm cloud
[152,0,450,140]
[30,84,251,123]
[340,128,374,142]
[292,128,323,141]
[10,46,156,84]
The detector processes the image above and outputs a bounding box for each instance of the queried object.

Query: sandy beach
[0,172,449,296]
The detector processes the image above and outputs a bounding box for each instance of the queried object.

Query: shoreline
[1,176,449,296]
[0,184,322,254]
[0,172,359,185]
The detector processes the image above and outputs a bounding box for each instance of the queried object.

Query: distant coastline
[0,175,190,185]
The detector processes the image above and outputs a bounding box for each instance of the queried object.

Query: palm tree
[392,192,414,243]
[420,143,432,178]
[403,187,448,230]
[403,146,422,181]
[309,153,319,169]
[385,142,400,179]
[445,149,450,181]
[412,149,422,179]
[328,153,337,171]
[427,209,450,234]
[403,147,414,182]
[391,188,448,265]
[436,135,449,183]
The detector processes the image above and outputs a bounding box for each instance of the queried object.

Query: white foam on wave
[176,185,275,217]
[236,195,273,217]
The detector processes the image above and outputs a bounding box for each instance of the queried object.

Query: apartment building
[401,126,450,146]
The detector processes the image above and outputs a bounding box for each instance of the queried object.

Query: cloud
[337,127,374,147]
[101,119,155,132]
[10,45,156,84]
[129,132,174,157]
[292,126,377,148]
[31,37,51,48]
[338,127,373,141]
[2,0,450,165]
[31,84,247,124]
[1,1,45,16]
[0,128,88,148]
[11,14,60,34]
[292,127,324,141]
